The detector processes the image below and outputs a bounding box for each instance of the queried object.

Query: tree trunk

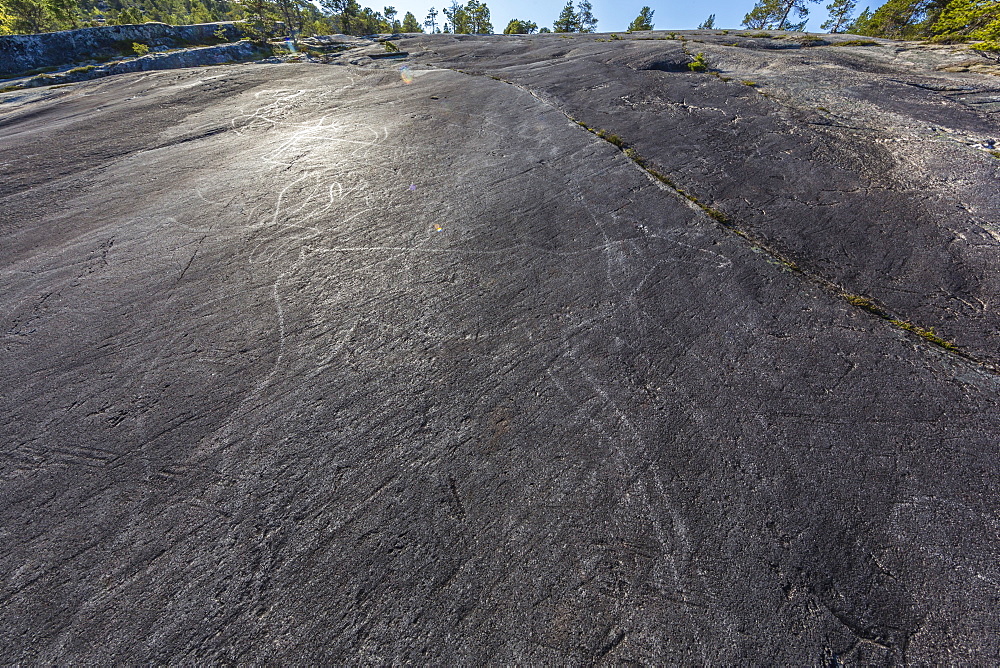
[777,0,796,29]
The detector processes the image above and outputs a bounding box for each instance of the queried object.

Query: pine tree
[553,0,577,31]
[424,6,438,32]
[627,6,654,31]
[322,0,361,35]
[821,0,856,31]
[503,18,537,33]
[239,0,277,42]
[742,0,818,30]
[932,0,1000,41]
[401,10,421,31]
[697,13,716,29]
[383,5,398,31]
[442,0,469,33]
[466,0,491,33]
[851,0,950,38]
[1,0,49,32]
[577,0,596,31]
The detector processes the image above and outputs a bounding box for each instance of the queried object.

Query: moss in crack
[843,293,960,352]
[890,320,960,351]
[596,129,625,148]
[844,293,884,315]
[566,112,983,369]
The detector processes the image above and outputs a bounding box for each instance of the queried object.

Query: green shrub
[928,33,969,43]
[688,52,709,71]
[832,39,879,46]
[971,40,1000,60]
[132,42,150,56]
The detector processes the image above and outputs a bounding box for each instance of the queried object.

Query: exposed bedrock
[1,31,998,664]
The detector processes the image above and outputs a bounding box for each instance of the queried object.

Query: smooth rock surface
[1,31,999,664]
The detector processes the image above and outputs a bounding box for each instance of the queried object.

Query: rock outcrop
[1,30,998,665]
[0,22,242,78]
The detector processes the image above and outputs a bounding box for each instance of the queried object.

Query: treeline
[0,0,611,38]
[741,0,998,50]
[0,0,421,36]
[3,0,996,54]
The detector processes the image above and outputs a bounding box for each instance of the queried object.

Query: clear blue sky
[389,0,846,33]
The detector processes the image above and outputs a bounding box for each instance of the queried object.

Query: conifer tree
[383,5,398,31]
[821,0,856,31]
[424,6,438,32]
[576,0,596,31]
[466,0,491,33]
[504,18,537,33]
[627,6,654,31]
[743,0,818,29]
[401,10,421,31]
[442,0,469,33]
[553,0,577,31]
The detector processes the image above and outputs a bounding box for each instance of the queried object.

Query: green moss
[741,80,757,86]
[889,320,960,351]
[989,150,1000,159]
[623,147,646,166]
[596,129,625,148]
[747,32,773,38]
[67,65,99,74]
[844,293,883,314]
